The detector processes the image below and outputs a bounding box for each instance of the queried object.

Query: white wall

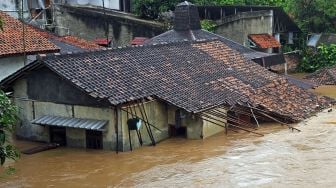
[0,55,36,81]
[66,0,120,10]
[0,0,30,19]
[0,56,25,81]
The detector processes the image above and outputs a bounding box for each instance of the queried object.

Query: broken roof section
[1,39,330,122]
[248,34,281,49]
[0,11,60,57]
[305,66,336,85]
[145,1,285,67]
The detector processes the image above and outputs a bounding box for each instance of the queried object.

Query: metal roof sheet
[31,115,108,131]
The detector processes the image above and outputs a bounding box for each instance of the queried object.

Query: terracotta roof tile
[31,27,102,51]
[305,66,336,85]
[249,34,281,48]
[131,37,149,45]
[1,40,331,122]
[0,11,60,57]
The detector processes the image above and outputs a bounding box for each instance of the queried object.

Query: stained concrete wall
[119,100,169,151]
[74,105,115,150]
[0,55,37,81]
[53,5,164,47]
[215,10,273,46]
[202,108,226,138]
[0,0,30,19]
[11,78,227,151]
[12,78,115,149]
[0,56,25,81]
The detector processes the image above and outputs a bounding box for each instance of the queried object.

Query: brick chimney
[174,1,201,31]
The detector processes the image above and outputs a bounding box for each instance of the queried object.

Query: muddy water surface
[1,88,336,187]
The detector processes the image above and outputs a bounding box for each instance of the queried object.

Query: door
[86,130,103,149]
[49,126,67,146]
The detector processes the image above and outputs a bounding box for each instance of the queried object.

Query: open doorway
[49,126,66,146]
[86,130,103,149]
[169,109,187,137]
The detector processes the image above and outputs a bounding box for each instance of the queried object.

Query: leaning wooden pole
[258,111,301,132]
[136,100,155,146]
[248,104,260,128]
[114,107,119,154]
[140,99,156,146]
[200,113,264,136]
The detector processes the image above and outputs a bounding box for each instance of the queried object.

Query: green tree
[298,44,336,72]
[0,16,3,31]
[287,0,336,33]
[201,19,216,32]
[0,90,19,168]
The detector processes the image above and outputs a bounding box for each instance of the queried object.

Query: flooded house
[0,2,331,152]
[0,42,330,152]
[0,10,102,81]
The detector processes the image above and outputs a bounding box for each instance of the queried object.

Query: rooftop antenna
[102,0,109,47]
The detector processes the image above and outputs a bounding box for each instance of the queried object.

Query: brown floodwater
[1,87,336,187]
[312,85,336,99]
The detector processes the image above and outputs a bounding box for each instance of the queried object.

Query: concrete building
[0,2,330,152]
[197,6,301,49]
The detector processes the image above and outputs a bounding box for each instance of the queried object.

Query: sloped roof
[144,2,285,67]
[249,34,281,48]
[305,66,336,85]
[31,27,102,53]
[1,40,330,121]
[145,30,281,63]
[0,11,60,57]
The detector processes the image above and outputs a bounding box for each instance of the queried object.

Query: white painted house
[0,11,59,81]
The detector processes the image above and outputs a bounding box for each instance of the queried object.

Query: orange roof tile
[131,37,149,45]
[30,27,102,50]
[0,11,60,57]
[249,34,281,49]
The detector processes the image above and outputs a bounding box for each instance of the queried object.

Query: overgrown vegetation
[0,89,19,170]
[200,19,216,32]
[298,44,336,73]
[132,0,335,34]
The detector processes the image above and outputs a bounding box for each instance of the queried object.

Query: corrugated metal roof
[31,115,108,131]
[307,34,321,47]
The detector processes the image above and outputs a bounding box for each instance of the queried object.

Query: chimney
[174,1,201,31]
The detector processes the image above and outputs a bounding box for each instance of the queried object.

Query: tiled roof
[94,38,112,46]
[144,1,284,66]
[1,39,330,121]
[248,34,281,48]
[31,27,102,52]
[144,29,286,67]
[131,37,149,45]
[0,11,60,57]
[305,66,336,85]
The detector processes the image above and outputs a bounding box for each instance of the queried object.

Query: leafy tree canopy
[0,90,19,167]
